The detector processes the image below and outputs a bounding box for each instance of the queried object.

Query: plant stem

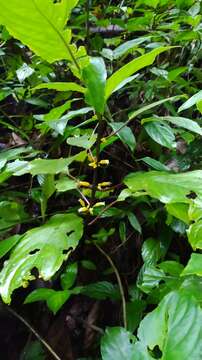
[6,307,61,360]
[91,116,106,203]
[95,244,127,329]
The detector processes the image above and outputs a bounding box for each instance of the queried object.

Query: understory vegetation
[0,0,202,359]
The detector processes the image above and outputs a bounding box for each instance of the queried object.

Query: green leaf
[41,107,93,135]
[106,47,173,99]
[0,235,21,259]
[181,254,202,277]
[137,291,202,359]
[129,95,183,122]
[61,262,78,290]
[82,57,107,114]
[55,177,77,192]
[166,203,189,224]
[66,134,97,149]
[24,288,70,314]
[126,300,146,333]
[101,327,152,360]
[144,121,176,149]
[0,213,83,303]
[158,261,184,276]
[141,157,170,171]
[150,116,202,136]
[187,220,202,250]
[101,327,135,360]
[124,170,202,204]
[141,238,161,265]
[0,0,79,63]
[138,265,165,293]
[81,281,120,300]
[178,90,202,112]
[113,37,150,59]
[128,212,142,234]
[33,82,85,93]
[110,122,136,152]
[0,146,33,170]
[16,63,34,82]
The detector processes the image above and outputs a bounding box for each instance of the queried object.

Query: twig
[6,307,61,360]
[95,244,127,329]
[88,200,118,226]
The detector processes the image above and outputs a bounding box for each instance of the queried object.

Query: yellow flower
[78,181,91,188]
[97,182,112,190]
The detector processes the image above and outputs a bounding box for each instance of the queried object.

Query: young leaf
[0,0,79,63]
[106,47,173,99]
[82,57,107,114]
[0,213,83,303]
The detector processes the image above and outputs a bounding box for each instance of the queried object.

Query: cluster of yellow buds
[97,181,112,190]
[88,153,109,169]
[78,181,91,188]
[78,198,105,215]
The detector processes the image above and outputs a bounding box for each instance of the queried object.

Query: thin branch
[6,307,61,360]
[88,200,118,226]
[95,244,127,329]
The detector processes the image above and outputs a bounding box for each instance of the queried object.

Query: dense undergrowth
[0,0,202,359]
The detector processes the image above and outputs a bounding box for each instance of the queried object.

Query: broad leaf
[124,170,202,204]
[0,235,21,259]
[166,203,189,224]
[101,327,135,360]
[106,47,173,99]
[24,288,71,314]
[55,177,77,192]
[141,238,161,265]
[0,0,79,63]
[82,57,107,114]
[144,121,176,149]
[187,220,202,250]
[137,291,202,359]
[0,213,83,303]
[101,327,152,360]
[181,254,202,276]
[66,134,97,149]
